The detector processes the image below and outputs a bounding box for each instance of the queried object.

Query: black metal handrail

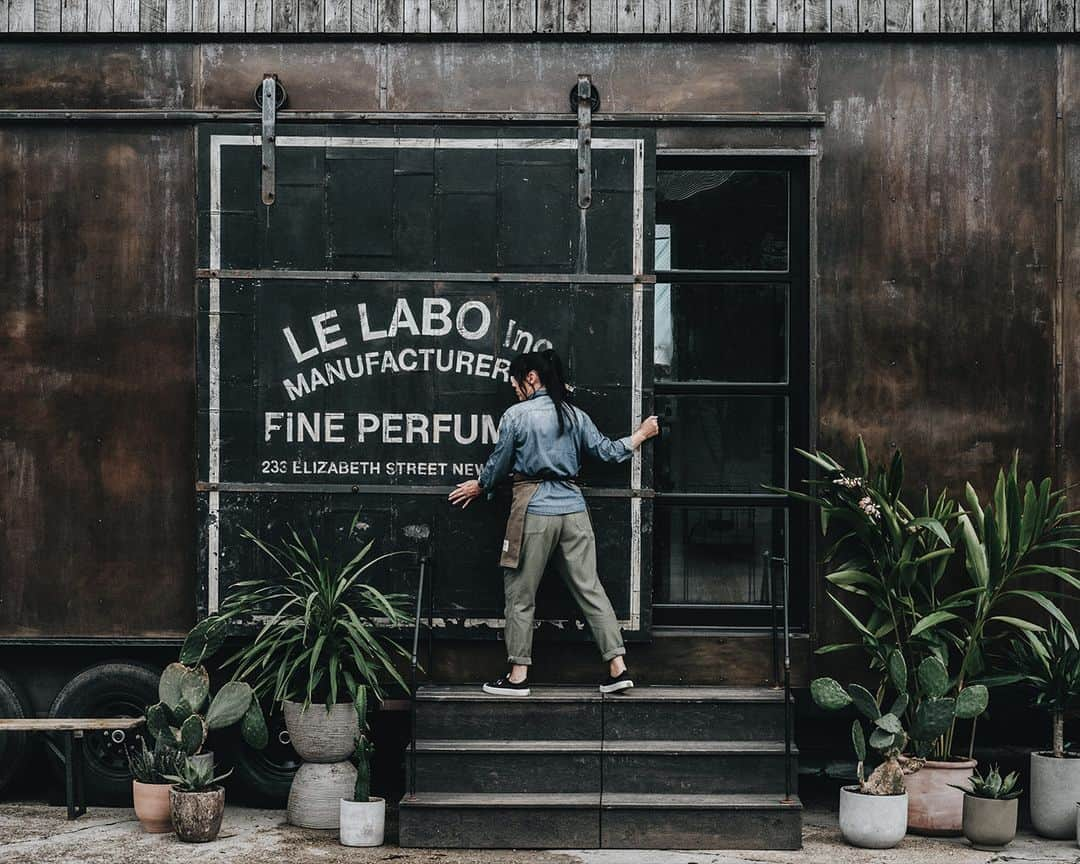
[408,553,430,800]
[765,550,794,803]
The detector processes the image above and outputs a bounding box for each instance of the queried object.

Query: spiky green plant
[772,440,1079,759]
[951,764,1022,800]
[984,622,1080,758]
[210,516,413,708]
[163,756,233,793]
[127,736,183,784]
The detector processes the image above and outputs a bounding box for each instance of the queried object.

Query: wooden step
[408,739,602,793]
[602,740,799,794]
[398,793,600,848]
[600,793,803,850]
[602,686,790,741]
[415,685,601,740]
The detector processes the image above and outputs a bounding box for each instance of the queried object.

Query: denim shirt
[478,389,635,515]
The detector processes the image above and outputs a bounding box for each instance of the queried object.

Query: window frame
[651,154,811,630]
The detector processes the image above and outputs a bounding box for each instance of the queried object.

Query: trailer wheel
[47,662,159,806]
[223,712,299,807]
[0,669,32,796]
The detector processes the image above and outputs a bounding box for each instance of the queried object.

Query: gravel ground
[1,803,1079,864]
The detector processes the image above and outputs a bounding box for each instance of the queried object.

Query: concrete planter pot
[904,757,976,835]
[838,785,907,849]
[1030,751,1080,838]
[961,794,1018,851]
[287,761,357,829]
[169,786,225,843]
[132,780,172,833]
[339,796,385,847]
[283,701,358,763]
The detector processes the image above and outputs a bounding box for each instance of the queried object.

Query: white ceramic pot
[339,797,386,847]
[287,761,357,829]
[838,785,908,849]
[283,701,358,763]
[1031,751,1080,839]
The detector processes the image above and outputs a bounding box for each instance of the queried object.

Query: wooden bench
[0,718,145,819]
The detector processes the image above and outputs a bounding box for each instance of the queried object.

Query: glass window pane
[654,507,786,605]
[654,282,787,382]
[655,395,786,493]
[656,170,788,271]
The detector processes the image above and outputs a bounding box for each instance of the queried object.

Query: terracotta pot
[904,757,976,836]
[838,785,907,849]
[962,794,1018,851]
[132,780,172,833]
[283,701,358,763]
[170,786,225,843]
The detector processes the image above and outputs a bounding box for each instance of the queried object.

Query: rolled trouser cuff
[600,646,626,661]
[507,655,533,665]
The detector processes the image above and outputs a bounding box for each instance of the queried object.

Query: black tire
[47,662,160,806]
[221,711,299,807]
[0,669,32,797]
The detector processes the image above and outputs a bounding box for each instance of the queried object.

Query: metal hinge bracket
[575,74,593,210]
[260,74,278,206]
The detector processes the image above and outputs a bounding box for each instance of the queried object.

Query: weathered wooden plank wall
[2,0,1076,29]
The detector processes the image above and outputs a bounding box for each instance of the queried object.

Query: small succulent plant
[951,764,1022,800]
[145,618,268,756]
[164,756,233,793]
[126,736,182,784]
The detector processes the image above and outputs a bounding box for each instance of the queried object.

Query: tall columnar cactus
[351,685,374,802]
[146,662,267,755]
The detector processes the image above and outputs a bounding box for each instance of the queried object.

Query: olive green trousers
[502,510,626,666]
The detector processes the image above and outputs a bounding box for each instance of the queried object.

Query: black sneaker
[600,670,634,694]
[482,674,531,697]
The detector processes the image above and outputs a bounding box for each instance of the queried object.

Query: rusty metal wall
[0,123,197,637]
[0,40,1074,665]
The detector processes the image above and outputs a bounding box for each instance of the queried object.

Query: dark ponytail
[509,349,575,434]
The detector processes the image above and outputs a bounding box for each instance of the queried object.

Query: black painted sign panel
[196,124,655,638]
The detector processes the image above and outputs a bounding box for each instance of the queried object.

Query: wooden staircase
[398,685,802,849]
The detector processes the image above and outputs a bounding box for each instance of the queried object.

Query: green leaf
[965,483,985,538]
[889,692,909,718]
[240,699,268,749]
[1002,591,1079,648]
[855,437,869,478]
[158,662,187,708]
[869,728,897,751]
[851,719,867,762]
[910,610,960,637]
[848,683,880,720]
[956,685,989,720]
[179,667,210,713]
[180,617,229,666]
[206,680,254,729]
[888,650,908,694]
[959,513,989,587]
[989,615,1047,633]
[875,713,904,734]
[917,655,949,699]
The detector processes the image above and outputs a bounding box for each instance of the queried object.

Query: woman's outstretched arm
[448,412,518,508]
[579,412,660,463]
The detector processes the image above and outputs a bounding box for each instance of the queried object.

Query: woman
[448,349,660,696]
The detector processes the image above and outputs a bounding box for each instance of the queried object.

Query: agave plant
[164,756,233,793]
[210,515,413,708]
[951,764,1023,800]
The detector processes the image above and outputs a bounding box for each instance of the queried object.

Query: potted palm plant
[339,687,383,847]
[164,756,232,843]
[205,515,412,829]
[127,737,181,833]
[774,442,1079,835]
[989,623,1080,838]
[811,675,922,848]
[951,764,1022,851]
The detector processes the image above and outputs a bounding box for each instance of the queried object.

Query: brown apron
[499,473,580,569]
